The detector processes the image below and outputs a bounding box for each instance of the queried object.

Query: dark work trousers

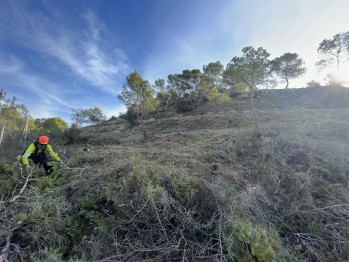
[29,153,53,175]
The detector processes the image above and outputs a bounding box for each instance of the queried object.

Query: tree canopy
[85,107,107,127]
[224,46,273,92]
[316,31,349,71]
[71,108,106,127]
[203,61,224,87]
[117,70,157,117]
[224,46,273,129]
[42,117,68,131]
[167,70,203,98]
[0,88,32,132]
[271,53,307,89]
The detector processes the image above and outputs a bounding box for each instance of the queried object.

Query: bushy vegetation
[216,130,349,261]
[1,87,349,261]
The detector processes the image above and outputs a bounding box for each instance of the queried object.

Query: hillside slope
[1,87,349,261]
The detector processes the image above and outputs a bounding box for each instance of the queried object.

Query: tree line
[0,31,348,155]
[117,31,349,134]
[0,89,107,160]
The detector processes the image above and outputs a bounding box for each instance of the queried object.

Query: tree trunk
[0,120,6,152]
[249,87,259,131]
[285,78,289,89]
[21,116,29,149]
[336,47,341,71]
[141,118,148,142]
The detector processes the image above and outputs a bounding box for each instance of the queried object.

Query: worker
[21,135,63,175]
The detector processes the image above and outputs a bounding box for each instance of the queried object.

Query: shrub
[216,130,349,261]
[68,155,104,167]
[87,136,111,146]
[63,126,82,145]
[175,98,194,112]
[0,162,21,195]
[163,110,177,118]
[223,218,281,262]
[120,107,139,126]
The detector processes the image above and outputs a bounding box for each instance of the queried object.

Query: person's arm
[46,145,61,161]
[21,144,36,165]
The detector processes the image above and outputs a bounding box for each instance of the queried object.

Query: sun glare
[332,64,349,86]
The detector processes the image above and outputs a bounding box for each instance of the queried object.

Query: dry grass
[2,87,349,261]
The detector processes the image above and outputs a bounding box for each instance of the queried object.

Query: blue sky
[1,0,348,124]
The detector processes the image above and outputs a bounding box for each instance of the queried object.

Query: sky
[0,0,348,124]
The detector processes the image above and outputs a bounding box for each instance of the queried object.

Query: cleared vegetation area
[1,87,349,261]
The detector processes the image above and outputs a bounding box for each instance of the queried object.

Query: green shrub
[87,136,111,146]
[175,98,194,112]
[63,126,82,145]
[217,130,349,261]
[28,248,64,262]
[68,155,104,167]
[166,172,200,206]
[120,106,139,126]
[163,110,177,118]
[0,162,21,195]
[223,218,281,262]
[145,184,167,205]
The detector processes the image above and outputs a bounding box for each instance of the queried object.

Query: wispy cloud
[0,60,66,103]
[0,1,130,93]
[0,54,23,74]
[0,47,125,122]
[1,0,348,122]
[83,11,102,41]
[0,51,78,121]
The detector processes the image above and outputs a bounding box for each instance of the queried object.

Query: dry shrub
[51,162,227,261]
[216,130,349,261]
[2,125,349,261]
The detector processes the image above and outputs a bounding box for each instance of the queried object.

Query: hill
[1,86,349,261]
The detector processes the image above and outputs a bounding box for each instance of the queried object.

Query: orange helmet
[38,136,49,145]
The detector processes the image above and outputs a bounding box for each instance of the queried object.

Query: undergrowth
[1,93,349,261]
[216,130,349,261]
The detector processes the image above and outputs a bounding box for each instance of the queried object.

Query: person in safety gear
[21,135,62,175]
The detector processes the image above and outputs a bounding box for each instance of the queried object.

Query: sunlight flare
[332,64,349,86]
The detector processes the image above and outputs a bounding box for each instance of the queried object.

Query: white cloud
[1,69,71,108]
[0,51,79,121]
[1,0,348,124]
[0,2,130,94]
[0,54,23,74]
[0,50,126,122]
[83,11,103,41]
